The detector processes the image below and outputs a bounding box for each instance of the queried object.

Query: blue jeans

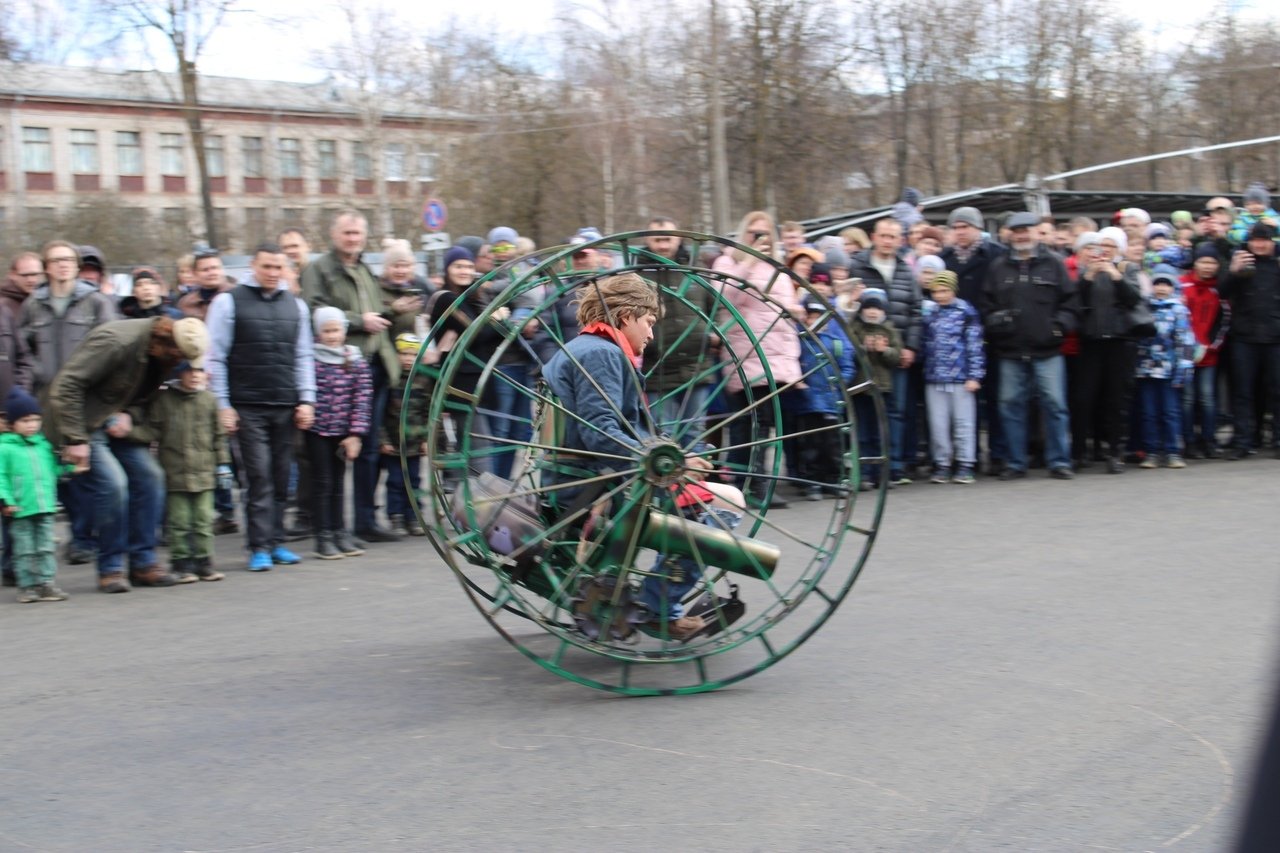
[383,454,422,519]
[998,356,1071,471]
[1183,366,1218,450]
[59,474,95,552]
[639,507,741,620]
[89,430,164,576]
[1137,378,1183,455]
[491,364,533,479]
[853,393,883,484]
[649,384,709,447]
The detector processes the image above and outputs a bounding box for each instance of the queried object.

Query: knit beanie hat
[823,245,850,271]
[313,305,348,333]
[454,236,484,257]
[947,207,983,230]
[443,246,474,272]
[1193,242,1220,262]
[395,333,422,354]
[1145,223,1172,241]
[861,287,888,312]
[901,187,922,207]
[917,254,946,275]
[1097,226,1128,255]
[809,263,832,285]
[1075,231,1101,253]
[1171,210,1194,229]
[1244,182,1270,207]
[930,270,959,293]
[4,387,41,421]
[487,226,519,246]
[1120,207,1151,225]
[1248,221,1278,241]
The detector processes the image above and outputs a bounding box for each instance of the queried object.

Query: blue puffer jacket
[786,317,857,416]
[921,297,985,384]
[1135,297,1195,384]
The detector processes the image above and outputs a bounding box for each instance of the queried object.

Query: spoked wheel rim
[404,230,889,695]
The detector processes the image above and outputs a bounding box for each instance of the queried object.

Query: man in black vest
[206,243,317,572]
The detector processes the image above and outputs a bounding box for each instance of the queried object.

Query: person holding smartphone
[1220,222,1280,459]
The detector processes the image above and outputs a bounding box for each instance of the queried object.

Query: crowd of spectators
[1,184,1275,602]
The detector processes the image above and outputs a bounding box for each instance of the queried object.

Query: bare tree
[108,0,240,249]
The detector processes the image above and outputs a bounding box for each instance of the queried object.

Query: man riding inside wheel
[542,273,748,642]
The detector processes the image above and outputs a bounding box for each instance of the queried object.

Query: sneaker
[193,559,225,582]
[213,514,240,535]
[1205,446,1223,459]
[404,515,426,536]
[1166,455,1187,469]
[35,583,68,601]
[952,467,975,485]
[65,544,96,565]
[1049,466,1075,480]
[247,550,273,572]
[270,546,302,565]
[314,535,344,560]
[334,531,366,557]
[173,569,199,584]
[930,468,950,484]
[997,468,1027,481]
[803,485,823,501]
[890,472,913,486]
[354,525,401,543]
[388,515,410,537]
[1106,457,1125,474]
[1138,456,1158,469]
[16,586,40,603]
[98,572,131,593]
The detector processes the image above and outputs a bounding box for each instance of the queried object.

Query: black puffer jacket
[980,246,1079,359]
[1077,263,1142,340]
[1220,255,1280,344]
[848,249,923,351]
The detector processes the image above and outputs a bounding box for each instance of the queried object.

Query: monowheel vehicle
[403,230,888,695]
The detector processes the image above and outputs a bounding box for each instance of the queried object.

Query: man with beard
[980,212,1079,481]
[46,316,209,592]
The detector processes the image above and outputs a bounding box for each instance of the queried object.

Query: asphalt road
[3,458,1278,852]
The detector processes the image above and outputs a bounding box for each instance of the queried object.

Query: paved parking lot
[3,458,1278,851]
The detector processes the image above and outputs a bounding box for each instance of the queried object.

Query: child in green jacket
[0,388,70,602]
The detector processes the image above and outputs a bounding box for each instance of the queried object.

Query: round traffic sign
[423,198,447,232]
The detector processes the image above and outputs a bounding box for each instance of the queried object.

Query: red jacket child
[1179,271,1227,368]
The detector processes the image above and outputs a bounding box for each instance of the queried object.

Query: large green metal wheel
[404,230,888,695]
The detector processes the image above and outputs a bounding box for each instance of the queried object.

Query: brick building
[0,60,475,262]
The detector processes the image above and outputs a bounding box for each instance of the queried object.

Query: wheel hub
[641,440,686,488]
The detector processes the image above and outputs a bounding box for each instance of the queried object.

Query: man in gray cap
[979,212,1078,481]
[941,207,1007,471]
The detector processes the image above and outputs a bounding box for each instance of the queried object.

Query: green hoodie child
[0,388,71,602]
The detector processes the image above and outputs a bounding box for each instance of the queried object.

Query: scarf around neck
[580,321,642,368]
[314,342,363,366]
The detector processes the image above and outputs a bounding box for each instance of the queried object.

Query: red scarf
[580,322,642,368]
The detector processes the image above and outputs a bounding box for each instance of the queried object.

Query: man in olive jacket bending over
[45,316,209,592]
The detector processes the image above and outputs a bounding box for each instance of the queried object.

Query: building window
[384,143,405,181]
[160,133,185,176]
[22,127,52,172]
[70,129,99,173]
[417,152,437,182]
[352,141,371,180]
[278,137,302,179]
[116,131,143,176]
[204,135,225,177]
[317,139,337,179]
[242,136,264,179]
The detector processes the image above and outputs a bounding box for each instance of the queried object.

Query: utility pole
[708,0,731,234]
